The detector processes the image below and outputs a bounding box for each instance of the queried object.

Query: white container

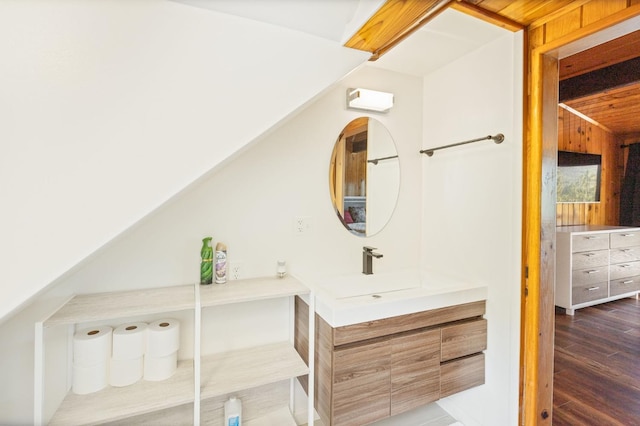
[215,242,227,284]
[224,396,242,426]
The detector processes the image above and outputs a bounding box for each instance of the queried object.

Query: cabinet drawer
[572,282,608,305]
[610,261,640,280]
[571,267,608,287]
[610,276,640,296]
[610,231,640,248]
[610,247,640,264]
[571,250,609,270]
[441,319,487,362]
[572,233,609,252]
[440,353,485,398]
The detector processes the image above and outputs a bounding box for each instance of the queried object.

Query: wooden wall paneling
[582,0,628,27]
[545,7,583,43]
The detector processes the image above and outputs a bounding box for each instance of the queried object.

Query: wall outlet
[294,216,313,234]
[230,263,243,280]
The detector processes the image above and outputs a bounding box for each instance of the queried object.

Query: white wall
[0,0,368,322]
[421,33,523,425]
[0,65,423,424]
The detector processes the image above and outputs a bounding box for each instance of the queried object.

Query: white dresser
[556,225,640,315]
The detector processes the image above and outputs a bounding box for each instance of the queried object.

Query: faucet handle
[363,246,377,252]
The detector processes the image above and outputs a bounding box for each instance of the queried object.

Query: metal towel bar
[420,133,504,157]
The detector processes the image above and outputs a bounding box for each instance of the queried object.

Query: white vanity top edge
[293,270,487,327]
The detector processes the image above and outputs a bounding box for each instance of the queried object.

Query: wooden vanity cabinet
[295,298,487,426]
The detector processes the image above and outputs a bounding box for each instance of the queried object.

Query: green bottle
[200,237,213,285]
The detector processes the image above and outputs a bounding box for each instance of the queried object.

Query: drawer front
[571,250,609,270]
[610,230,640,248]
[440,353,485,398]
[572,233,609,253]
[610,247,640,264]
[610,276,640,296]
[571,282,608,305]
[441,319,487,362]
[610,261,640,280]
[572,267,608,287]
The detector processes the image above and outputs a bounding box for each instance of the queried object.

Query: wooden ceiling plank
[559,56,640,102]
[559,29,640,79]
[528,0,591,30]
[451,1,524,31]
[344,0,448,57]
[494,0,575,25]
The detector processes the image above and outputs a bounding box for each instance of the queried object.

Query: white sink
[296,269,487,327]
[316,269,422,299]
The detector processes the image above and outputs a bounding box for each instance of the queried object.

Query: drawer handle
[621,249,633,252]
[620,234,635,237]
[584,253,597,257]
[586,270,600,274]
[623,280,634,284]
[619,264,631,268]
[585,236,599,240]
[587,286,600,291]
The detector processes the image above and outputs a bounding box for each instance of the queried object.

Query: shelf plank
[49,360,194,426]
[45,285,194,327]
[199,275,309,308]
[201,342,309,400]
[245,405,298,426]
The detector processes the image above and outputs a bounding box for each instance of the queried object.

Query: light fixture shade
[347,88,394,112]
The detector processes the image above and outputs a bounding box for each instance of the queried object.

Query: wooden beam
[450,1,524,32]
[559,57,640,102]
[344,0,452,60]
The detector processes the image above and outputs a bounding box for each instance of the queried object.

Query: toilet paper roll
[146,319,180,357]
[112,322,148,360]
[110,356,143,387]
[72,361,108,395]
[144,351,178,381]
[73,326,113,367]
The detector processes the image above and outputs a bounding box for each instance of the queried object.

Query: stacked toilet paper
[72,326,112,394]
[110,322,147,387]
[72,318,180,395]
[144,319,180,381]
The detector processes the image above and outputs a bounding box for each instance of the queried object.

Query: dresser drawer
[610,231,640,248]
[571,249,609,270]
[572,267,608,287]
[572,233,609,252]
[610,276,640,296]
[610,247,640,264]
[572,282,608,305]
[610,261,640,280]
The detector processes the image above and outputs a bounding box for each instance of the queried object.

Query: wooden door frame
[522,8,640,425]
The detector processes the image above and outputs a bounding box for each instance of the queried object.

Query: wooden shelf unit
[35,276,314,426]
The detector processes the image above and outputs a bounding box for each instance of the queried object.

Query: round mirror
[329,117,400,237]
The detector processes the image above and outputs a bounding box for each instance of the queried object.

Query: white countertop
[294,269,487,327]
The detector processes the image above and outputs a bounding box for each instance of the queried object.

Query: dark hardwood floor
[553,296,640,425]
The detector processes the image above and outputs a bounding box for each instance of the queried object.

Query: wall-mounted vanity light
[347,88,394,113]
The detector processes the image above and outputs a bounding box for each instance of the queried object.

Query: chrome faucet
[362,246,383,275]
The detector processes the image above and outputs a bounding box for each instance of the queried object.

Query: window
[557,151,602,203]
